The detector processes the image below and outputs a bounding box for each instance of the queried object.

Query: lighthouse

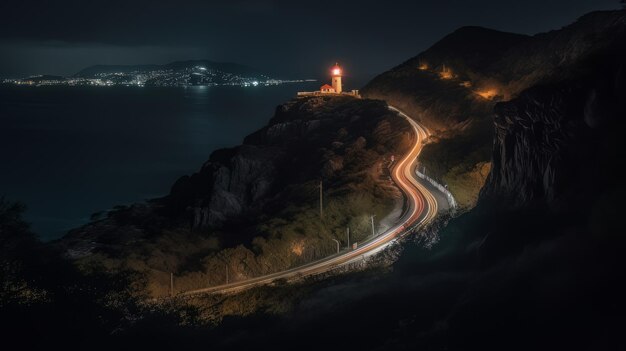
[331,62,342,93]
[296,62,359,97]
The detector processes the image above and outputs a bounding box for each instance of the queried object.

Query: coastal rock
[480,54,626,208]
[171,145,281,228]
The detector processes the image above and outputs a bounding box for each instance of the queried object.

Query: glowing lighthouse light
[331,63,342,77]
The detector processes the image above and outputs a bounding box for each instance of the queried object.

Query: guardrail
[414,168,457,210]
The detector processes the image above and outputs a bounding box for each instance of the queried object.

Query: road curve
[181,105,442,296]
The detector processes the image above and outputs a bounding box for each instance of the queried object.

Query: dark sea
[0,83,319,241]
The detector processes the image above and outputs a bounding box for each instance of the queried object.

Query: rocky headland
[60,95,413,297]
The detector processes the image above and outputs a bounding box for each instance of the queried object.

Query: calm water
[0,83,318,240]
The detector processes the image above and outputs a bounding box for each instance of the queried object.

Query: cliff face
[481,48,626,208]
[166,96,410,230]
[169,145,282,228]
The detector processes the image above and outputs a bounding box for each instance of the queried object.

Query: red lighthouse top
[331,63,342,76]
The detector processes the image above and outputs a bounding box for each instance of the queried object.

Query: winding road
[181,106,446,296]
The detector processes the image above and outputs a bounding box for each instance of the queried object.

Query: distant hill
[74,64,161,77]
[363,11,626,121]
[413,26,530,76]
[21,75,67,82]
[74,59,263,78]
[163,60,261,77]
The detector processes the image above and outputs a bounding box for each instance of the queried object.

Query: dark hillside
[362,10,626,209]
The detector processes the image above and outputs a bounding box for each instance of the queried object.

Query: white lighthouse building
[331,62,342,93]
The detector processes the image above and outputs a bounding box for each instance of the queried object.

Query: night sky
[0,0,620,82]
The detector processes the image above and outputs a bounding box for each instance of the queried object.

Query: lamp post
[331,239,340,254]
[371,215,376,237]
[319,181,323,218]
[170,272,174,297]
[217,255,230,285]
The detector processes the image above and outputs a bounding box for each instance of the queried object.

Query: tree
[0,197,37,258]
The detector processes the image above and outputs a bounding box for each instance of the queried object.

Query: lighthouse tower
[331,62,342,94]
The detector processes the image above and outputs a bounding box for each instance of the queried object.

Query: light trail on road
[181,105,443,296]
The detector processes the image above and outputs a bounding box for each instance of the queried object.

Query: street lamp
[331,239,340,254]
[371,215,376,237]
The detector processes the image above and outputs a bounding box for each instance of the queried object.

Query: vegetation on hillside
[0,197,151,347]
[63,96,412,299]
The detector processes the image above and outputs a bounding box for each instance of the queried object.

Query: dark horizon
[0,0,620,81]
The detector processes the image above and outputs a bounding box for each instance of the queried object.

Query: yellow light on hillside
[439,71,453,79]
[439,64,453,79]
[475,89,498,100]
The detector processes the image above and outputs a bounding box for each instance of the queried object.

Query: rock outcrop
[169,145,282,228]
[481,46,626,208]
[166,96,410,230]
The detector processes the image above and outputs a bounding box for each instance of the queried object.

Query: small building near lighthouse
[320,84,335,93]
[297,62,359,97]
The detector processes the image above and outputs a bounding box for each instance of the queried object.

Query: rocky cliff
[166,96,410,230]
[481,43,626,208]
[62,95,412,296]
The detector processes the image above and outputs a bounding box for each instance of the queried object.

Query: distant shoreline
[1,78,318,88]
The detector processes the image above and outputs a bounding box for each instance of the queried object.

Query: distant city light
[4,66,312,88]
